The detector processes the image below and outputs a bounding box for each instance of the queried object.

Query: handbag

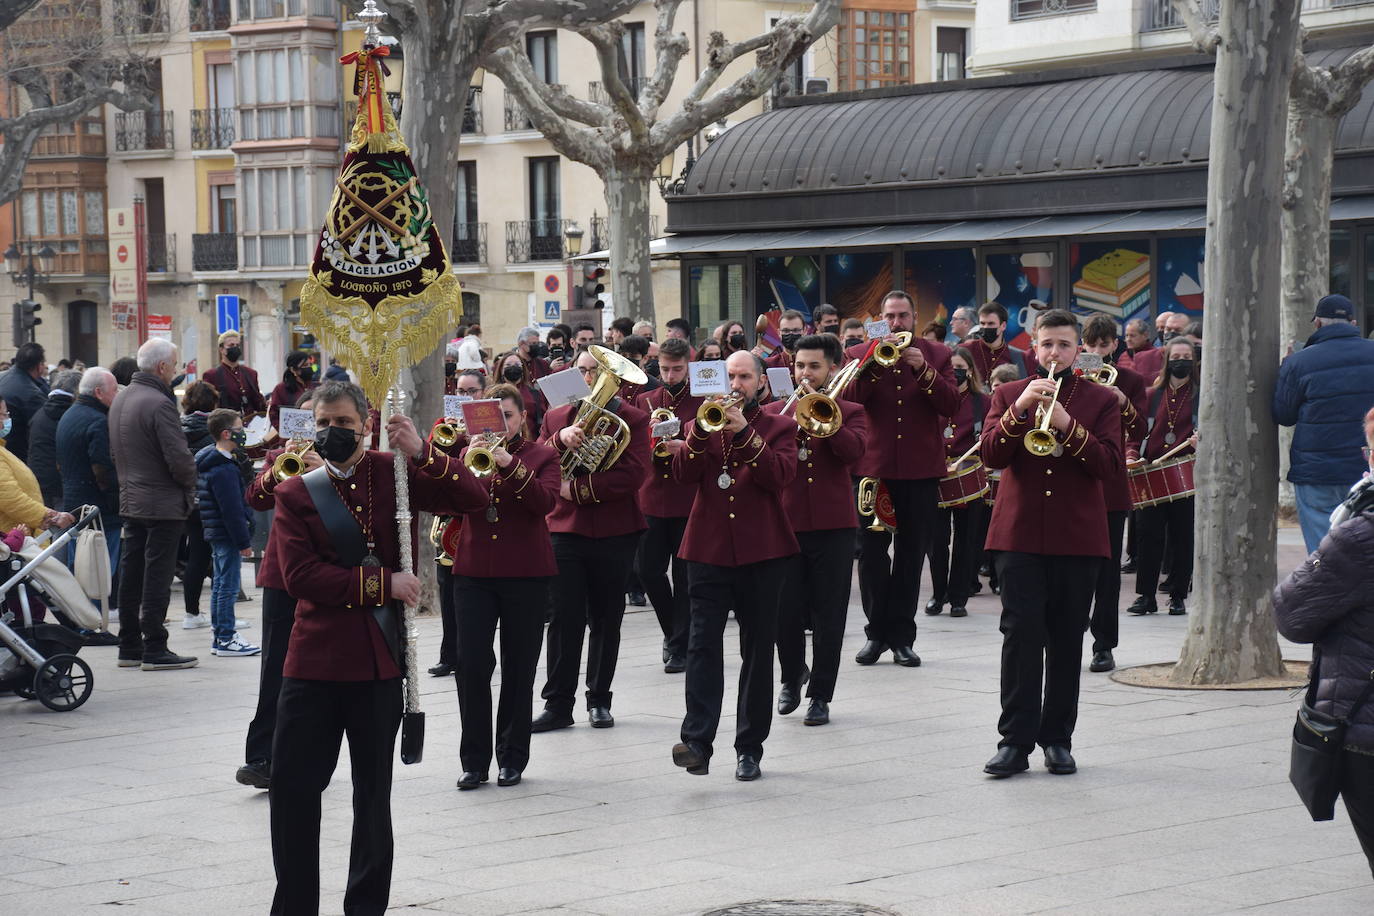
[72,509,112,607]
[1290,649,1374,821]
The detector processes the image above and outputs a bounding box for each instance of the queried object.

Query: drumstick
[947,441,981,474]
[1151,436,1195,466]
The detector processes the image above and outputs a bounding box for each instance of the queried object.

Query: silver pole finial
[358,0,385,45]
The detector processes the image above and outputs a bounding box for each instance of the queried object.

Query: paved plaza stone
[2,527,1372,914]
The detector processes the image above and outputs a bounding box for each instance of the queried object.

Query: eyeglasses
[578,367,597,376]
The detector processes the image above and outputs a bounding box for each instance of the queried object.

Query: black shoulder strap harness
[1144,384,1201,459]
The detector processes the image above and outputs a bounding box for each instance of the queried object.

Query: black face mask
[820,323,839,336]
[297,365,315,383]
[781,332,803,352]
[225,346,242,362]
[528,342,549,360]
[844,336,863,349]
[644,358,660,378]
[979,327,1000,344]
[314,425,360,464]
[502,365,524,383]
[444,362,457,377]
[1162,331,1178,342]
[230,429,248,447]
[1168,360,1193,380]
[666,381,686,394]
[953,368,968,386]
[728,333,747,350]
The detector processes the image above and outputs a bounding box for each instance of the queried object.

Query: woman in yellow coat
[0,397,74,534]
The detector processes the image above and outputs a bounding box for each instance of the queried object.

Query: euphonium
[272,440,315,480]
[856,476,888,532]
[696,391,745,434]
[649,407,677,459]
[1023,362,1064,457]
[559,345,648,479]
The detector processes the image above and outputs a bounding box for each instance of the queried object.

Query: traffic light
[11,299,39,348]
[576,264,606,310]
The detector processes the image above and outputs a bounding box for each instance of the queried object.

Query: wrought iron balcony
[190,108,235,149]
[1011,0,1096,21]
[146,233,176,273]
[462,88,482,134]
[506,218,571,263]
[113,0,169,34]
[503,85,565,132]
[192,233,237,272]
[589,214,660,252]
[588,77,650,106]
[190,0,231,30]
[115,111,173,151]
[451,222,487,265]
[1144,0,1373,30]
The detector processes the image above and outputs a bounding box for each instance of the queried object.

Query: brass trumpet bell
[272,441,314,480]
[697,392,745,434]
[873,331,913,367]
[432,421,459,448]
[1023,427,1058,457]
[464,444,499,478]
[794,392,842,438]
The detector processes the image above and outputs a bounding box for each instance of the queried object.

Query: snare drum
[984,469,1000,506]
[938,457,990,509]
[1128,455,1196,510]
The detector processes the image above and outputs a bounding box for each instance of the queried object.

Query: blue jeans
[209,539,242,645]
[1296,483,1352,554]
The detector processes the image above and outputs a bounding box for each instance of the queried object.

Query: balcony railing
[146,233,176,273]
[506,218,571,263]
[237,0,337,18]
[29,239,109,276]
[115,111,173,151]
[589,214,660,252]
[113,0,169,34]
[1011,0,1096,21]
[1143,0,1373,31]
[191,108,235,149]
[504,85,565,132]
[343,93,401,135]
[190,0,231,30]
[462,88,482,134]
[451,222,487,265]
[192,233,237,271]
[588,77,649,106]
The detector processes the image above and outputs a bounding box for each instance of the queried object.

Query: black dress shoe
[1158,579,1175,594]
[664,654,686,674]
[588,706,615,728]
[661,644,671,664]
[949,605,968,618]
[735,753,761,781]
[627,591,647,607]
[979,562,992,578]
[777,667,809,715]
[1043,744,1077,775]
[427,662,454,677]
[984,746,1029,778]
[531,710,574,732]
[968,580,982,596]
[235,761,271,789]
[496,767,522,786]
[855,640,887,665]
[672,742,709,775]
[991,581,1001,595]
[924,597,944,615]
[803,699,829,726]
[456,771,488,790]
[891,645,921,667]
[1120,558,1137,574]
[1168,598,1187,616]
[1126,596,1157,615]
[1089,650,1115,673]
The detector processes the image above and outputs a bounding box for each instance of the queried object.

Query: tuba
[559,345,647,478]
[272,440,315,481]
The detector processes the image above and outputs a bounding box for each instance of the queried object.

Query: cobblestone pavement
[2,528,1370,915]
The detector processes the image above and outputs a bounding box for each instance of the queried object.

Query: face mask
[979,327,1000,344]
[529,342,549,360]
[844,336,863,349]
[1162,331,1178,342]
[781,332,803,352]
[502,365,524,383]
[0,419,10,439]
[230,429,248,447]
[225,346,242,362]
[444,362,457,377]
[314,425,361,464]
[729,333,747,349]
[1168,360,1192,380]
[644,358,660,378]
[953,368,968,386]
[820,323,839,335]
[297,365,315,383]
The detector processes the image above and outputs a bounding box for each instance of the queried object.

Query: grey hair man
[948,306,978,346]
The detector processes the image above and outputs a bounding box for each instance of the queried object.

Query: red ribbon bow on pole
[341,44,392,134]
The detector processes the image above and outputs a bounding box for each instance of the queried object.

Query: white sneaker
[234,618,252,629]
[212,635,262,657]
[182,615,209,630]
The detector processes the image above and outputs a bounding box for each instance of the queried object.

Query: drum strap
[1144,385,1200,459]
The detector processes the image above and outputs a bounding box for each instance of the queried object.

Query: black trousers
[270,676,401,916]
[636,514,690,657]
[1135,496,1194,600]
[682,556,790,761]
[182,511,213,615]
[857,477,938,648]
[452,575,548,774]
[1089,510,1128,653]
[995,552,1100,752]
[778,529,856,702]
[927,502,985,606]
[118,518,186,656]
[1341,750,1374,879]
[437,561,457,667]
[541,532,638,714]
[244,586,297,766]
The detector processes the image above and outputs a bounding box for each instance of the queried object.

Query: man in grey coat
[109,338,199,671]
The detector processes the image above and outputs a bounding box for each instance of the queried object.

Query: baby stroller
[0,506,102,711]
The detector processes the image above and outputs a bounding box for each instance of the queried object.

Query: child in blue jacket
[196,408,261,657]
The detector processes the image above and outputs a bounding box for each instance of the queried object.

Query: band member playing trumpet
[925,347,988,620]
[533,348,650,732]
[634,338,701,673]
[670,351,798,780]
[1080,315,1147,673]
[766,335,867,726]
[845,291,961,667]
[979,310,1120,779]
[449,384,561,789]
[1127,338,1199,617]
[427,369,482,678]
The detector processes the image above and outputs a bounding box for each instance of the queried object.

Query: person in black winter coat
[28,369,81,507]
[179,382,219,627]
[1274,405,1374,878]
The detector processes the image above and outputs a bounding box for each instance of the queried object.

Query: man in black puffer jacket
[28,369,81,507]
[1275,405,1374,877]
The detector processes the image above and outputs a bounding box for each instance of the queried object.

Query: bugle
[464,433,504,478]
[1023,362,1063,457]
[828,331,914,400]
[696,391,745,434]
[431,416,466,448]
[272,440,315,481]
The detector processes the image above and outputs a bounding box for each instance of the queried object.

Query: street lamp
[5,239,55,344]
[655,147,695,198]
[564,223,584,259]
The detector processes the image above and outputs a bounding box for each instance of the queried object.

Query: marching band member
[533,349,650,732]
[269,380,487,915]
[1127,338,1199,617]
[765,309,808,369]
[1080,315,1147,673]
[846,291,960,668]
[963,302,1028,382]
[979,309,1121,778]
[767,334,867,726]
[634,338,702,673]
[925,347,987,620]
[669,351,798,780]
[426,370,482,678]
[449,384,561,789]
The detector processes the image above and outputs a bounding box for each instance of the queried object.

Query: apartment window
[1011,0,1096,20]
[213,184,237,233]
[84,191,105,235]
[240,166,320,267]
[528,157,561,260]
[456,162,478,226]
[453,162,482,263]
[770,18,805,96]
[836,10,911,91]
[618,23,646,85]
[527,31,558,83]
[936,27,967,81]
[237,48,335,140]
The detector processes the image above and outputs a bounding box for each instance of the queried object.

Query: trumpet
[827,331,914,400]
[464,433,505,478]
[697,391,746,434]
[1023,362,1063,457]
[432,416,466,448]
[272,440,315,480]
[649,407,677,459]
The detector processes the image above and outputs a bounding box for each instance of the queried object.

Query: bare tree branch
[483,43,611,128]
[1172,0,1220,54]
[0,0,41,32]
[641,0,689,120]
[580,20,649,142]
[484,46,612,169]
